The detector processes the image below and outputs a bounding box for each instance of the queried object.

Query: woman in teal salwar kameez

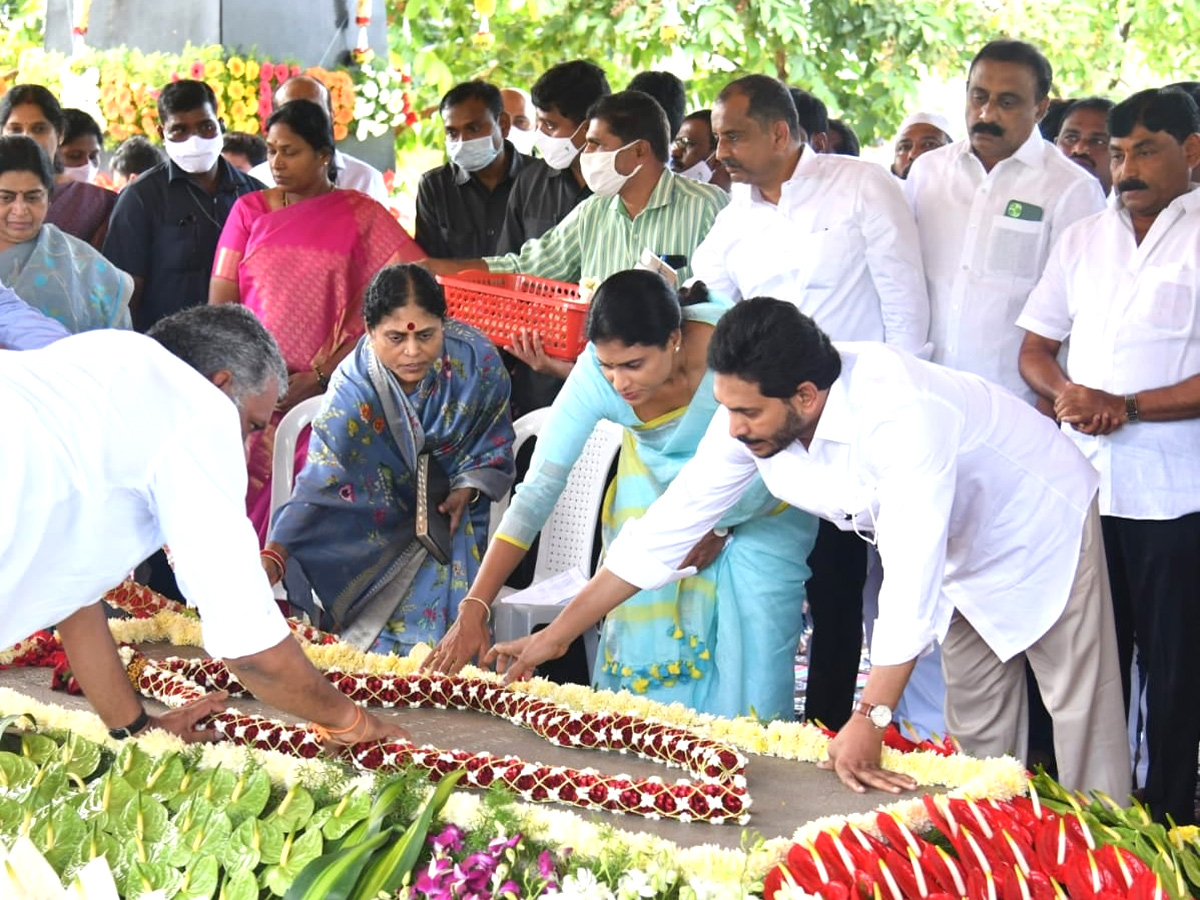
[426,270,816,721]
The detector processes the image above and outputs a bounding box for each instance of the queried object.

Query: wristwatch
[108,708,151,740]
[852,700,893,729]
[1124,393,1139,423]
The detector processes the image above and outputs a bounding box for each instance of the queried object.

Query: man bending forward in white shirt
[0,305,408,748]
[489,298,1130,799]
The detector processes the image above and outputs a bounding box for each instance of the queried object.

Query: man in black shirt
[494,60,609,255]
[415,81,529,259]
[103,79,262,333]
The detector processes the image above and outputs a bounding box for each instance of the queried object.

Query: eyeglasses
[671,137,699,150]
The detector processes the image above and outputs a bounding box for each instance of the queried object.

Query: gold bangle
[312,361,329,389]
[458,595,492,622]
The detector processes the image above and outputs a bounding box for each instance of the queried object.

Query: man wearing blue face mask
[415,81,530,259]
[103,79,262,333]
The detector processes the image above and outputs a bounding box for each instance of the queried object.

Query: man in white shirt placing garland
[489,298,1130,799]
[689,74,931,734]
[0,305,407,749]
[1018,88,1200,825]
[904,39,1106,405]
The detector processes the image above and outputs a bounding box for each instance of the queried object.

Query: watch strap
[1124,393,1139,423]
[108,708,150,740]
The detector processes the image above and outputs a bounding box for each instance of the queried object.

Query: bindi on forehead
[406,322,416,331]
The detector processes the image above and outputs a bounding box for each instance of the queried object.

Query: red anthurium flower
[813,831,858,886]
[1127,869,1168,900]
[876,811,923,858]
[839,824,887,874]
[920,844,967,897]
[1034,817,1071,880]
[785,843,832,894]
[1025,870,1061,900]
[1095,844,1148,890]
[1064,849,1116,900]
[818,881,852,900]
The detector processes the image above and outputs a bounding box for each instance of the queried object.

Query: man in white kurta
[904,39,1105,403]
[0,307,404,747]
[1017,87,1200,824]
[690,73,931,733]
[491,299,1130,798]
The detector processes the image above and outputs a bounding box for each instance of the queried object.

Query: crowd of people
[2,36,1199,825]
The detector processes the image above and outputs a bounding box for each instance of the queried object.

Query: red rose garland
[130,652,752,824]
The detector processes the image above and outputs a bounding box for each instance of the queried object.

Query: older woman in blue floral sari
[264,264,515,654]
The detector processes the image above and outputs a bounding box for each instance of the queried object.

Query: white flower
[558,869,616,900]
[360,80,379,99]
[616,868,656,899]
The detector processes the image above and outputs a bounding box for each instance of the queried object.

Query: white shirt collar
[953,126,1046,172]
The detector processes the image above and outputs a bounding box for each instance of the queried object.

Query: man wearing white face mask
[420,90,729,380]
[669,110,731,192]
[415,81,530,259]
[104,79,262,333]
[494,60,610,254]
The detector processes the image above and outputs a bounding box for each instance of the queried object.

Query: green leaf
[0,797,25,838]
[351,770,466,900]
[267,784,315,833]
[0,751,38,792]
[115,742,157,786]
[173,853,220,900]
[30,761,68,808]
[21,732,58,765]
[31,806,87,874]
[123,860,183,900]
[129,752,186,802]
[318,789,371,841]
[60,732,104,779]
[225,768,272,826]
[181,807,233,860]
[282,828,393,900]
[262,828,325,897]
[218,869,259,900]
[224,816,285,871]
[115,791,170,845]
[71,822,124,876]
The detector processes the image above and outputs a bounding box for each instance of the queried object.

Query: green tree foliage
[387,0,1200,144]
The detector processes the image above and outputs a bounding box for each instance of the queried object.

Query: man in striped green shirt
[421,90,728,287]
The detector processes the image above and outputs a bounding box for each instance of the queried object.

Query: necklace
[281,181,334,208]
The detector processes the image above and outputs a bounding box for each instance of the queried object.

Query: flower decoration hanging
[472,0,497,48]
[351,60,416,141]
[352,0,374,64]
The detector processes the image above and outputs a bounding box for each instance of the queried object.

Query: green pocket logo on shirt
[1004,200,1044,222]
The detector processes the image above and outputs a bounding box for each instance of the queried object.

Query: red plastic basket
[437,271,589,361]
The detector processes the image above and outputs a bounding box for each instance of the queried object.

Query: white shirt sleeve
[1016,232,1075,341]
[605,407,761,589]
[864,396,960,666]
[148,417,290,661]
[858,168,931,356]
[360,166,390,205]
[689,213,743,304]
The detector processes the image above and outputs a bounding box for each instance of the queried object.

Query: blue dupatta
[271,321,515,652]
[0,224,131,333]
[495,300,817,720]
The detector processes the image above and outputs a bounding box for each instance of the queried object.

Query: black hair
[708,297,841,397]
[1110,88,1200,145]
[788,87,829,137]
[266,99,339,183]
[61,108,103,146]
[717,75,801,142]
[1061,96,1115,121]
[156,79,219,123]
[682,109,717,151]
[828,118,861,156]
[111,135,164,176]
[440,80,503,120]
[0,134,55,191]
[1038,98,1072,141]
[586,269,681,348]
[222,130,267,166]
[530,60,611,125]
[627,71,687,138]
[969,39,1053,101]
[586,90,671,164]
[363,264,447,329]
[0,84,65,135]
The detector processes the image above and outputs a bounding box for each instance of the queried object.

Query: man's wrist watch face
[855,700,893,728]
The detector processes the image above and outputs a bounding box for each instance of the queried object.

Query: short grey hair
[148,305,288,404]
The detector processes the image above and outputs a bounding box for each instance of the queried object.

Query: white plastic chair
[268,395,325,600]
[490,409,624,672]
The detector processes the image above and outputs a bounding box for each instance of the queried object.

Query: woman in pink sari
[210,99,423,542]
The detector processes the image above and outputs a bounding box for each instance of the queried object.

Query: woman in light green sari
[424,269,816,721]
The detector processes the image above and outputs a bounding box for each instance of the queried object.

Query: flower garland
[352,60,416,141]
[124,649,753,824]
